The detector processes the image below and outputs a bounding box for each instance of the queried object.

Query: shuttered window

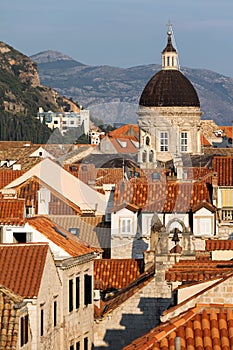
[84,274,92,306]
[222,189,233,207]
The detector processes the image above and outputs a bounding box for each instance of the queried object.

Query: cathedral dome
[139,26,200,108]
[139,69,200,107]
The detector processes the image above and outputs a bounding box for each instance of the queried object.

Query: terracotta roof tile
[219,126,233,139]
[206,240,233,251]
[114,180,211,213]
[49,215,111,249]
[201,133,212,147]
[213,156,233,186]
[66,166,167,189]
[108,124,139,140]
[0,285,23,349]
[27,216,96,256]
[0,169,25,189]
[0,243,49,298]
[0,198,25,219]
[0,146,43,170]
[95,266,155,318]
[110,138,139,154]
[14,176,82,215]
[94,259,144,290]
[165,259,233,283]
[123,304,233,350]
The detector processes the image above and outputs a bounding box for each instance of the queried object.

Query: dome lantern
[162,24,178,70]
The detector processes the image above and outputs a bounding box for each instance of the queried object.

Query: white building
[37,107,90,135]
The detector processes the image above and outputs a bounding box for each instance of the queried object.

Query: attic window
[82,165,87,172]
[69,228,80,236]
[131,140,139,148]
[117,140,127,148]
[53,226,68,239]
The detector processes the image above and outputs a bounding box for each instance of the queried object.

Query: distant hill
[32,50,233,126]
[0,43,80,142]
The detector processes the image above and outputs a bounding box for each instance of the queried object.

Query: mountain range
[31,50,233,126]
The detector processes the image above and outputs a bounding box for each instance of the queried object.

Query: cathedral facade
[138,27,202,168]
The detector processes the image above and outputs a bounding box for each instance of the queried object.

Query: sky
[1,0,233,77]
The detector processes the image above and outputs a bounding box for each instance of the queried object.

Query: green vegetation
[0,42,80,143]
[0,112,52,143]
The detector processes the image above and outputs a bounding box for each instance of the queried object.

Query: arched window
[142,150,147,162]
[145,136,150,146]
[149,150,154,162]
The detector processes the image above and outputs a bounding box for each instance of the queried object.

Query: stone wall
[94,279,172,350]
[58,256,94,350]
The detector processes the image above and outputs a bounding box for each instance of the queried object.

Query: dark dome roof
[139,70,200,107]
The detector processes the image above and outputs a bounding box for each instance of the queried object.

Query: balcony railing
[222,209,233,221]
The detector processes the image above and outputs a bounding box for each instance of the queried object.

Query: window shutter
[76,277,80,309]
[84,274,92,306]
[69,279,73,312]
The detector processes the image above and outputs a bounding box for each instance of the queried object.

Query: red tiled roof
[0,198,25,219]
[114,180,211,213]
[0,243,49,298]
[111,202,139,213]
[123,304,233,350]
[183,167,213,182]
[191,201,216,213]
[14,176,82,215]
[94,259,144,290]
[213,156,233,186]
[206,239,233,251]
[0,170,25,189]
[110,138,139,154]
[27,216,96,256]
[95,265,155,319]
[165,259,233,283]
[0,285,23,349]
[201,133,212,146]
[49,214,110,249]
[67,167,165,188]
[108,124,139,140]
[219,125,233,139]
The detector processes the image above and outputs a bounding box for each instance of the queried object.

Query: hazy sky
[1,0,233,77]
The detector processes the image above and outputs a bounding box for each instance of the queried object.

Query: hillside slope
[0,43,80,142]
[0,43,81,116]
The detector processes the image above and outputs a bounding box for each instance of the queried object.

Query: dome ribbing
[139,69,200,107]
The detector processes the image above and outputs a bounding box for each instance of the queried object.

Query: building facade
[138,27,202,167]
